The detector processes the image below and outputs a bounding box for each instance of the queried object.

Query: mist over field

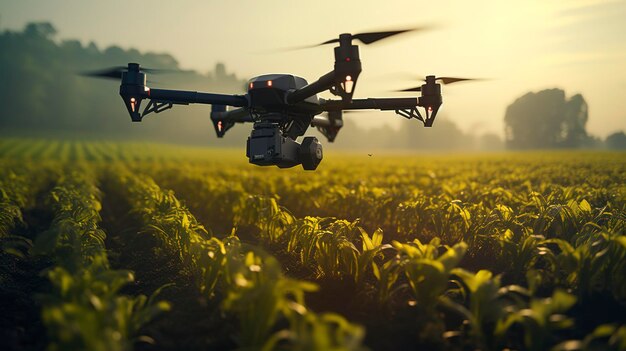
[1,2,625,351]
[0,21,624,151]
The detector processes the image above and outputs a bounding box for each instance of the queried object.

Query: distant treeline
[0,22,504,150]
[1,22,624,150]
[0,22,252,146]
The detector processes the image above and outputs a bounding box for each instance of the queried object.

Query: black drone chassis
[116,32,444,170]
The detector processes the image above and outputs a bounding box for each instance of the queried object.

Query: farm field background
[1,138,625,351]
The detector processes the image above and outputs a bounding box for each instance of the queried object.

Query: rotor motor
[119,63,148,122]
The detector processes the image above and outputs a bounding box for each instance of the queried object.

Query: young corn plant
[546,199,608,242]
[0,186,25,237]
[0,162,53,237]
[446,269,527,351]
[552,324,626,351]
[494,229,553,283]
[275,311,366,351]
[394,238,468,309]
[42,260,171,351]
[542,228,626,303]
[222,249,318,349]
[312,219,361,279]
[286,216,330,266]
[430,200,472,244]
[371,255,404,307]
[494,289,577,351]
[350,228,392,286]
[190,237,228,297]
[235,194,294,243]
[285,217,362,279]
[314,229,358,279]
[395,196,434,240]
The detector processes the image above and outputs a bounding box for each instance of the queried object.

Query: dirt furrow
[0,181,56,351]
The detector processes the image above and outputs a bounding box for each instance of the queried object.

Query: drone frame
[114,31,445,169]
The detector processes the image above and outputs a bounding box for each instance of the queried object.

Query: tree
[23,22,57,38]
[504,89,589,149]
[606,131,626,149]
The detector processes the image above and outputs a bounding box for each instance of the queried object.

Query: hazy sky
[1,0,625,137]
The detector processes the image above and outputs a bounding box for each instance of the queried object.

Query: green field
[1,139,625,351]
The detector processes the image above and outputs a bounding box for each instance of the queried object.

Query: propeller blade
[435,76,479,85]
[79,66,181,80]
[79,66,127,80]
[310,26,433,48]
[353,28,422,45]
[396,86,422,92]
[319,38,340,46]
[394,75,484,91]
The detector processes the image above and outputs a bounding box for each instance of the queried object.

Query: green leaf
[579,199,592,213]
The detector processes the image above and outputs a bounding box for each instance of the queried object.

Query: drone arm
[320,97,418,111]
[311,115,333,127]
[210,106,252,138]
[220,107,253,122]
[148,88,248,107]
[285,71,335,104]
[311,113,344,143]
[320,97,440,127]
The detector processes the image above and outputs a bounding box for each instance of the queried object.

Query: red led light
[345,57,351,62]
[267,80,272,87]
[249,82,253,89]
[218,121,222,132]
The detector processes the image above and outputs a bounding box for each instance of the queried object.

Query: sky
[1,0,625,138]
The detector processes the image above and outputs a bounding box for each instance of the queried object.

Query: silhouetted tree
[606,131,626,149]
[23,22,56,38]
[504,89,589,149]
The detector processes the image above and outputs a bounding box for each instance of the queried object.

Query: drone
[83,28,477,170]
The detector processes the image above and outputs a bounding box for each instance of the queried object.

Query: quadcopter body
[86,29,474,170]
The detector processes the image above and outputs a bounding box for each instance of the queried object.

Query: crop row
[30,168,168,351]
[147,157,624,256]
[223,192,625,349]
[1,140,624,350]
[107,165,366,350]
[146,162,626,350]
[0,139,215,162]
[0,161,54,237]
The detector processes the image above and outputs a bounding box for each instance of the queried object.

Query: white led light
[344,80,354,94]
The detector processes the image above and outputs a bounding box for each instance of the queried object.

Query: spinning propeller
[280,26,433,51]
[398,76,483,92]
[316,27,431,46]
[80,66,180,80]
